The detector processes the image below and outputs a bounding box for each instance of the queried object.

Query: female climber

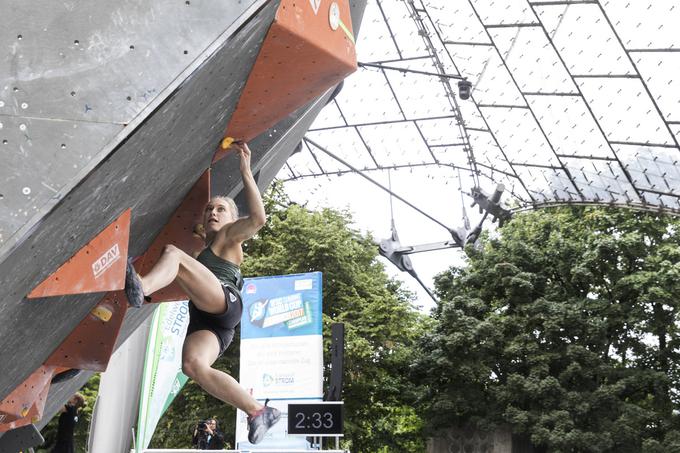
[124,141,280,445]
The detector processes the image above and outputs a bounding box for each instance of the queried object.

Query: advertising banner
[135,301,190,452]
[236,272,323,449]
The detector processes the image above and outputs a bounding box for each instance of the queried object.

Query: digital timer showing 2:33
[287,402,344,436]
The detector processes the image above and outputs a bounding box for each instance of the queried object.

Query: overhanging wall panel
[0,0,279,400]
[0,0,264,256]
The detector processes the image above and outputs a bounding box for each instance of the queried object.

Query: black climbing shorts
[186,284,243,356]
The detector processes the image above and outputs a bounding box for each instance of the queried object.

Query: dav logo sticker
[245,283,257,294]
[92,243,120,279]
[309,0,321,15]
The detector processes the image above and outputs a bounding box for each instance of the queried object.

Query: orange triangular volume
[28,209,131,298]
[0,365,55,431]
[222,0,356,150]
[45,291,128,371]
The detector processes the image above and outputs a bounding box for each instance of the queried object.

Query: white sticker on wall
[92,243,120,278]
[329,2,340,30]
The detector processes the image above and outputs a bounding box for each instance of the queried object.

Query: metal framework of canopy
[282,0,680,216]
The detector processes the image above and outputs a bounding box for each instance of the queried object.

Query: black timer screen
[287,403,344,435]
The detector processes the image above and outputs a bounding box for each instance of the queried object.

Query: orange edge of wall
[213,0,357,163]
[0,365,55,432]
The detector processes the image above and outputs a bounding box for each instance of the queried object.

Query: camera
[194,420,210,449]
[458,79,472,100]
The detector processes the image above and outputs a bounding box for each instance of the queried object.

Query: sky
[281,165,491,313]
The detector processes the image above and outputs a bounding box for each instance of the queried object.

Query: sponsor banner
[136,301,190,452]
[161,373,190,416]
[239,336,323,399]
[236,272,323,449]
[242,272,322,339]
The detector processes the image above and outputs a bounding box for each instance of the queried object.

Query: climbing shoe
[247,400,281,444]
[124,258,145,308]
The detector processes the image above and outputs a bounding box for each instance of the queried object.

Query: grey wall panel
[0,423,44,452]
[1,0,262,124]
[0,0,280,401]
[348,0,368,37]
[0,0,265,258]
[0,117,121,242]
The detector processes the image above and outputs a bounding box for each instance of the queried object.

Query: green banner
[136,302,190,452]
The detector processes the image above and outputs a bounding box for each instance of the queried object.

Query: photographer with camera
[192,418,225,450]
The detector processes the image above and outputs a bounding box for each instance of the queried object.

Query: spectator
[192,418,225,450]
[51,393,85,453]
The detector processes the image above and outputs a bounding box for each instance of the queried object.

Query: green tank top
[196,247,243,291]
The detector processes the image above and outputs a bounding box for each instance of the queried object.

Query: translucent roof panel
[489,27,577,94]
[281,0,680,216]
[358,122,435,166]
[474,1,535,26]
[577,78,676,145]
[600,1,680,49]
[534,3,636,76]
[527,96,613,159]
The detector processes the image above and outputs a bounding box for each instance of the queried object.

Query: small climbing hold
[91,306,113,322]
[221,136,235,149]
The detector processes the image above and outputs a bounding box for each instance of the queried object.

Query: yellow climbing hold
[221,137,235,149]
[21,406,30,417]
[91,306,113,322]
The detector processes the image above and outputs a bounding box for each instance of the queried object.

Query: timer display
[287,402,344,436]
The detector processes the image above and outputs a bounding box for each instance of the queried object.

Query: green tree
[152,184,429,452]
[414,207,680,452]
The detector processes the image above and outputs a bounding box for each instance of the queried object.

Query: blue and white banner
[236,272,323,449]
[241,272,323,338]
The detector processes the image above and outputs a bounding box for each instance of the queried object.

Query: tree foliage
[152,183,429,452]
[413,207,680,452]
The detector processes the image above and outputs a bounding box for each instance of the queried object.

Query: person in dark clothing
[192,418,225,450]
[51,393,85,453]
